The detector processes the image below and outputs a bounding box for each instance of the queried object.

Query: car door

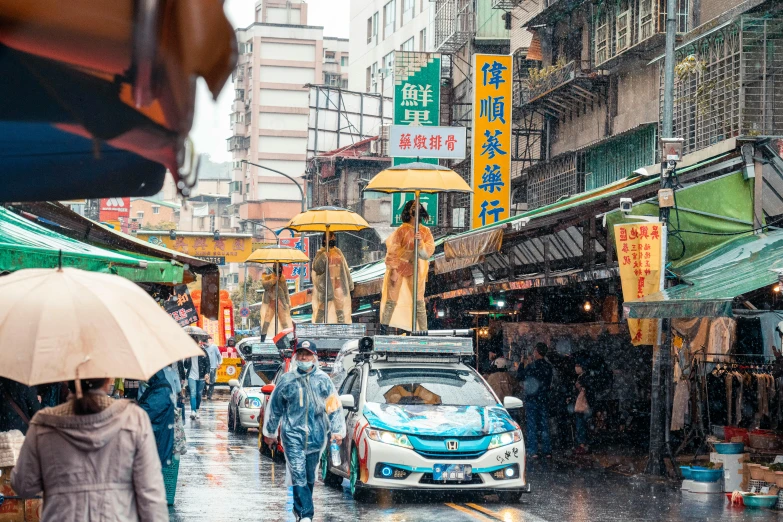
[232,364,248,412]
[338,367,363,475]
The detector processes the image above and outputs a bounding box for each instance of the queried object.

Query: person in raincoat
[262,340,346,522]
[260,264,292,342]
[312,231,354,324]
[380,200,436,332]
[137,369,175,467]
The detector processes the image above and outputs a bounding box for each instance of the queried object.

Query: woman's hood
[31,400,135,452]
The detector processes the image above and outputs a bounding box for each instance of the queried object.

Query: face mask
[296,360,314,372]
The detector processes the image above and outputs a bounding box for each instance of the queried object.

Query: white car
[228,343,281,433]
[321,336,527,502]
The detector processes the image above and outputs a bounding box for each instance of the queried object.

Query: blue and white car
[321,336,527,502]
[227,338,281,433]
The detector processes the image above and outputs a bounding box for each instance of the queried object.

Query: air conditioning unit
[369,140,379,154]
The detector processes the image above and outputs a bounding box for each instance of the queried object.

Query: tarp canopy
[624,230,783,319]
[0,206,184,283]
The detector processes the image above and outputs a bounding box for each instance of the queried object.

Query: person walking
[11,377,167,521]
[262,340,346,522]
[486,357,519,402]
[517,342,554,459]
[137,370,175,468]
[184,341,210,419]
[203,336,223,401]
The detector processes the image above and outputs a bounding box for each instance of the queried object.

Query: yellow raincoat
[311,246,354,324]
[380,222,435,331]
[260,271,291,336]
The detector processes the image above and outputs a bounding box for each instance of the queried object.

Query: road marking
[445,503,492,520]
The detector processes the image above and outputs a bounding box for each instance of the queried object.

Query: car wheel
[498,490,522,503]
[320,448,343,488]
[227,405,235,432]
[233,408,247,434]
[349,447,372,503]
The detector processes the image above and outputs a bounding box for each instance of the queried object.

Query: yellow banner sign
[471,54,512,229]
[614,223,664,345]
[135,232,253,264]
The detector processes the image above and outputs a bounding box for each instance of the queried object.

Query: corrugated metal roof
[625,230,783,318]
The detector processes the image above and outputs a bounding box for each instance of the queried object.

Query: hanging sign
[389,125,466,159]
[614,222,664,346]
[163,285,199,327]
[471,54,512,229]
[99,197,130,221]
[278,237,310,280]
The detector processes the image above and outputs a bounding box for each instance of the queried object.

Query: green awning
[113,251,184,284]
[624,230,783,318]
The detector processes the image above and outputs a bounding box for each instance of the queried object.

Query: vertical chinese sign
[278,236,310,282]
[614,222,664,345]
[392,51,442,221]
[471,54,512,229]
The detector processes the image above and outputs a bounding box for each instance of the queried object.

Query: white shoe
[300,518,312,522]
[190,412,196,419]
[195,412,200,419]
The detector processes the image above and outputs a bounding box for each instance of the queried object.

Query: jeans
[188,378,205,413]
[525,401,552,456]
[206,369,217,399]
[575,413,590,446]
[292,452,320,519]
[177,396,186,422]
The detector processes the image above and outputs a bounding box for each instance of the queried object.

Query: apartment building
[349,0,434,96]
[504,0,783,209]
[129,198,180,229]
[324,37,350,88]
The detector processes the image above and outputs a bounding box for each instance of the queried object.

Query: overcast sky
[191,0,350,163]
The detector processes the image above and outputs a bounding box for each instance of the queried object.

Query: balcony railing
[519,60,608,120]
[433,0,475,54]
[226,136,250,152]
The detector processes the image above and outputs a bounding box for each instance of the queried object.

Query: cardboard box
[710,452,748,492]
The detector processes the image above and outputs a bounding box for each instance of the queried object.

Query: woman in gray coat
[11,377,168,521]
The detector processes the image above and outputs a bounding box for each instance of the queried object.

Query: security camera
[619,198,633,214]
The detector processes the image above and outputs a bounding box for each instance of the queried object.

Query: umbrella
[286,207,369,323]
[364,162,472,331]
[183,325,209,339]
[0,268,203,387]
[245,245,310,335]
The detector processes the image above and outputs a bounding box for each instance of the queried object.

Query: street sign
[389,125,467,159]
[239,307,250,318]
[99,197,130,221]
[136,232,252,265]
[391,193,439,226]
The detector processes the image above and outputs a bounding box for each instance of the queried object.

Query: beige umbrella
[0,268,203,386]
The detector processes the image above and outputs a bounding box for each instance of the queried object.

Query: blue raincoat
[262,366,346,487]
[138,370,175,467]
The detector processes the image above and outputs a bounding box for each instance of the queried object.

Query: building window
[419,28,427,51]
[342,56,349,66]
[153,206,160,215]
[371,62,379,92]
[137,211,144,219]
[383,1,396,39]
[342,79,349,88]
[367,12,379,45]
[402,0,413,25]
[325,50,336,63]
[366,66,372,92]
[615,0,630,52]
[595,10,609,66]
[382,52,394,84]
[401,37,415,52]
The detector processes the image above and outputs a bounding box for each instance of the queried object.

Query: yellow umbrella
[0,268,202,387]
[286,207,369,323]
[245,245,309,335]
[364,161,472,332]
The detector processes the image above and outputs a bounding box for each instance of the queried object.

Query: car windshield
[365,368,497,407]
[243,362,279,387]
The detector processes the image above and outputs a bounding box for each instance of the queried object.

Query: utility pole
[646,0,679,476]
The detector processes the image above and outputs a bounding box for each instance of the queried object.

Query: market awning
[624,230,783,319]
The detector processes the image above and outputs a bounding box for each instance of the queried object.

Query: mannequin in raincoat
[380,200,436,332]
[312,232,354,324]
[262,340,346,522]
[259,264,291,342]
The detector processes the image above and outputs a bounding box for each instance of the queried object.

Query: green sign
[391,193,439,227]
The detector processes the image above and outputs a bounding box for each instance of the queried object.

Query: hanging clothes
[671,380,691,431]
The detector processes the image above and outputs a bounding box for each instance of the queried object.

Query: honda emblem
[446,440,459,451]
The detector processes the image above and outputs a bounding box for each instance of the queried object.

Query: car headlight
[365,428,413,449]
[488,429,522,449]
[243,397,262,408]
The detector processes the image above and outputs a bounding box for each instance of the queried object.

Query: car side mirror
[339,394,356,411]
[228,379,240,389]
[503,396,524,410]
[261,384,275,395]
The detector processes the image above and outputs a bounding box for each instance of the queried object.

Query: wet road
[170,396,783,521]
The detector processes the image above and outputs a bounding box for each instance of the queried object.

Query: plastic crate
[777,490,783,510]
[163,455,180,506]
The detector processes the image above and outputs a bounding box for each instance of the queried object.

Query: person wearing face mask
[262,340,346,522]
[380,200,436,333]
[259,264,292,342]
[312,231,354,324]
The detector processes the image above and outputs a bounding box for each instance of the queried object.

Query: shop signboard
[99,197,130,221]
[163,285,199,327]
[278,236,309,280]
[614,222,664,346]
[391,192,439,226]
[471,54,512,229]
[388,125,466,159]
[392,51,441,222]
[135,232,253,265]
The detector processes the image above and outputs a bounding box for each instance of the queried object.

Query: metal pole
[274,262,279,337]
[323,227,330,324]
[662,0,677,138]
[411,191,421,332]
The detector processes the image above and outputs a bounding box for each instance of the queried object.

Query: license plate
[433,464,472,482]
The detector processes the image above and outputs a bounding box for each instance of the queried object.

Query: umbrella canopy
[364,162,473,194]
[183,325,209,338]
[245,245,310,264]
[0,268,203,386]
[286,207,370,232]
